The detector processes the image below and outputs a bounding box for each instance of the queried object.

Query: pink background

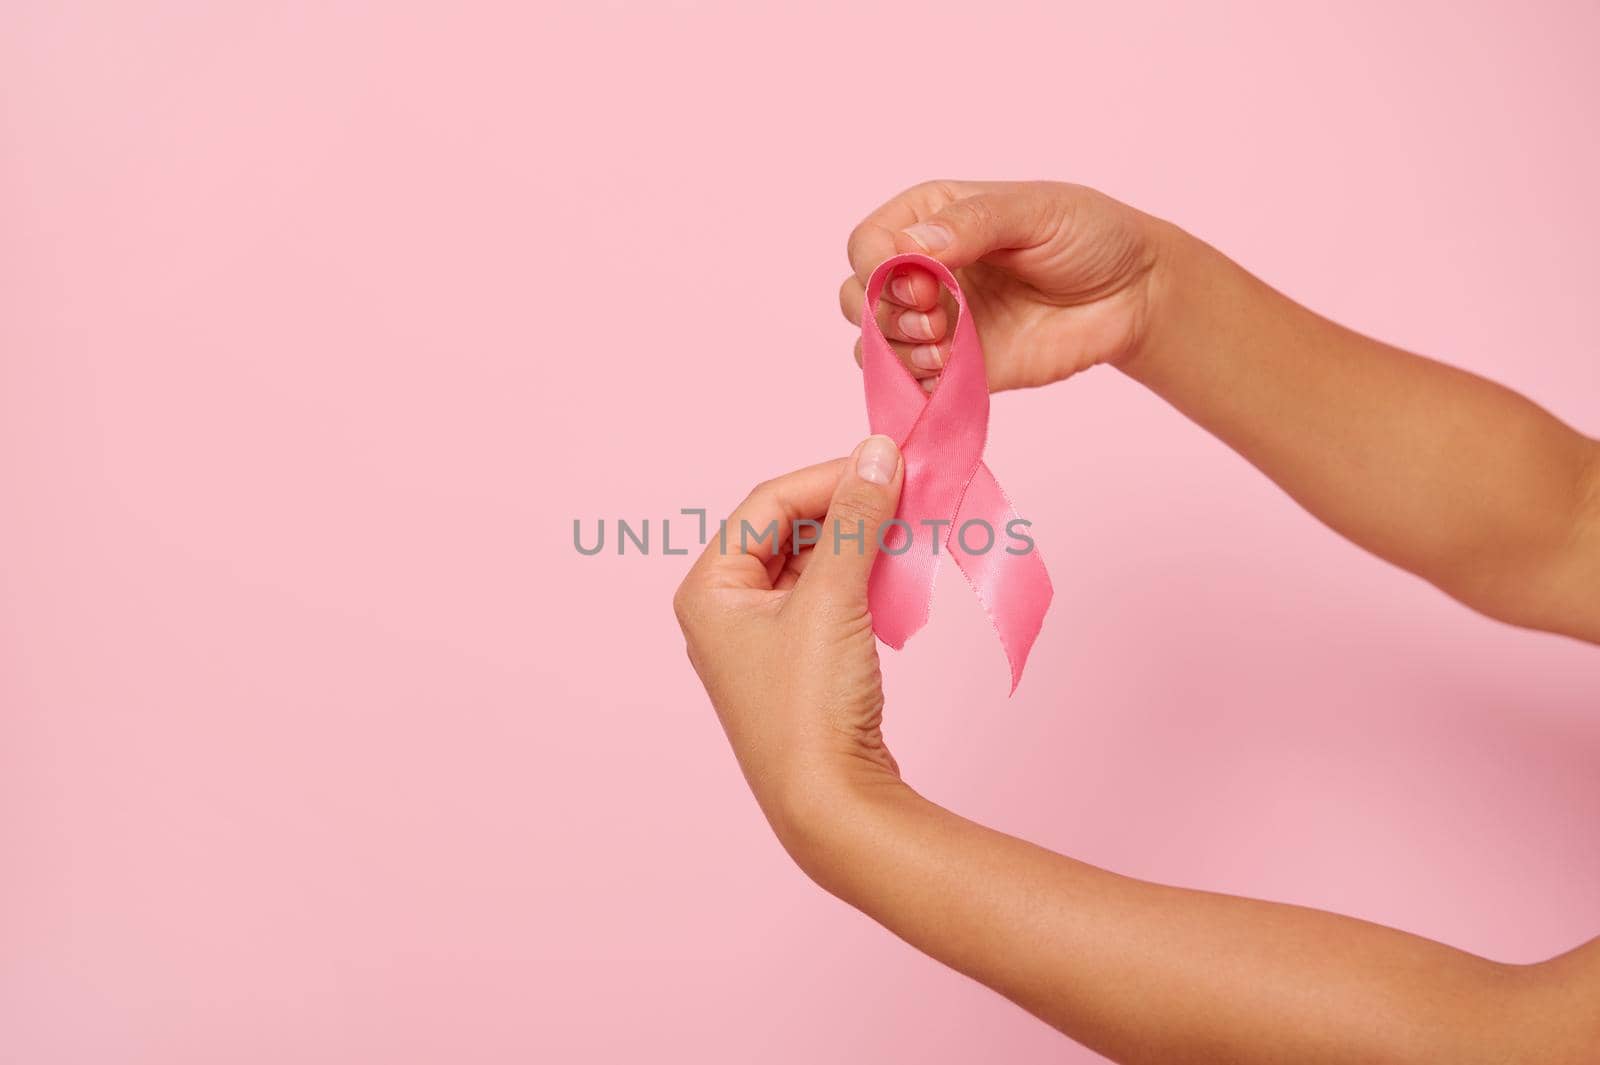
[4,2,1598,1062]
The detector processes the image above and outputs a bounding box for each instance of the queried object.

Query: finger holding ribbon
[674,439,910,828]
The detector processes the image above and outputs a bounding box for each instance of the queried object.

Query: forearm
[1125,225,1600,641]
[783,781,1585,1065]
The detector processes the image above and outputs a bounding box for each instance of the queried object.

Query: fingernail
[910,344,942,370]
[890,275,917,305]
[899,311,934,340]
[856,435,899,485]
[902,223,952,252]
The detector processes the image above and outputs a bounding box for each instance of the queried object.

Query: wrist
[766,764,922,889]
[1115,217,1209,385]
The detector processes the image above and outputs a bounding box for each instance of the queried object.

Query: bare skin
[675,181,1600,1063]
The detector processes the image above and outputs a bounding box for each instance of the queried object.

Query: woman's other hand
[839,180,1169,391]
[672,437,908,859]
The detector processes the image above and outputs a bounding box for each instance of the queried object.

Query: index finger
[847,200,920,287]
[684,458,847,591]
[845,180,978,285]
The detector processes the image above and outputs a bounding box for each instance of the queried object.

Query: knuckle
[671,581,699,629]
[904,179,955,206]
[845,222,875,268]
[830,490,882,527]
[838,277,861,321]
[875,296,899,327]
[950,195,997,236]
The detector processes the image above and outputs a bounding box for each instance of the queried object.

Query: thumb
[798,435,904,604]
[892,187,1055,271]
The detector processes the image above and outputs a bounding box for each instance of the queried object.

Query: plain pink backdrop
[3,2,1597,1062]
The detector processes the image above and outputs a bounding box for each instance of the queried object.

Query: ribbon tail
[867,505,936,649]
[948,462,1053,693]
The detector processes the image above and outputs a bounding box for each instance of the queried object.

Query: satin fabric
[861,253,1052,691]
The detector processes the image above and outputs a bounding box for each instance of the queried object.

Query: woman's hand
[672,437,909,856]
[844,179,1600,642]
[673,443,1599,1065]
[839,180,1169,391]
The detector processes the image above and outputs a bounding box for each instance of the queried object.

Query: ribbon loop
[861,253,1052,691]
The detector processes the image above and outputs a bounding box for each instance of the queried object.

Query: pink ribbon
[861,253,1052,692]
